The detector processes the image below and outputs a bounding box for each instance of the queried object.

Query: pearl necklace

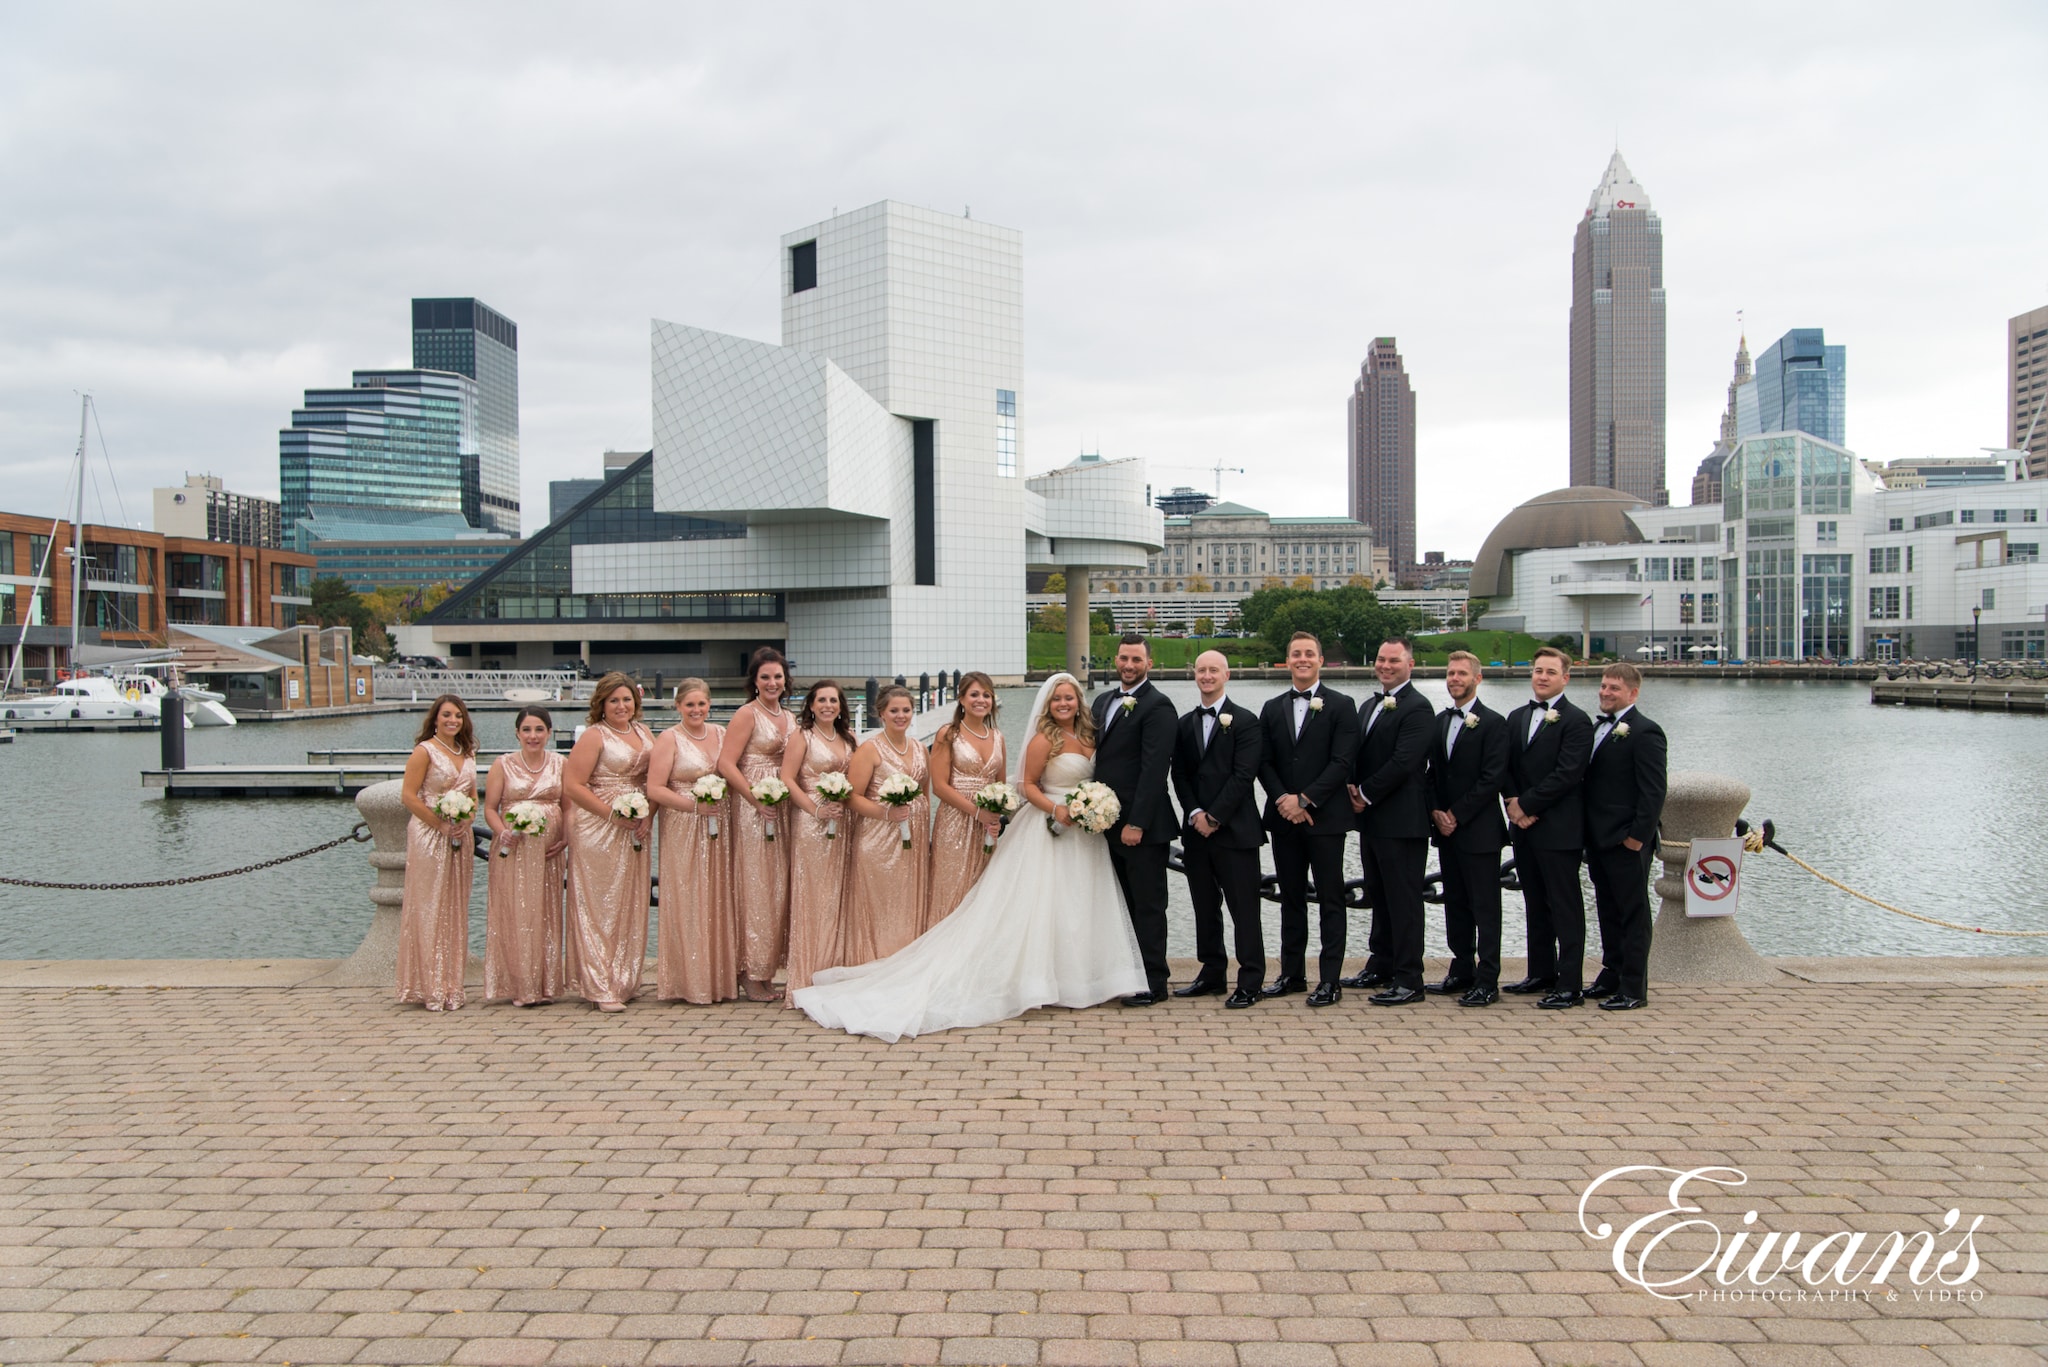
[515,748,548,776]
[680,720,712,741]
[881,729,911,757]
[960,719,993,740]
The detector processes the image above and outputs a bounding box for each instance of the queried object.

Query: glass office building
[279,369,479,538]
[1736,327,1846,446]
[1723,432,1857,659]
[412,298,520,535]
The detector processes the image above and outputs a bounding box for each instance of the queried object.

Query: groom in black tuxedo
[1426,649,1510,1006]
[1503,645,1594,1009]
[1089,634,1178,1006]
[1257,630,1361,1006]
[1170,649,1266,1008]
[1342,635,1435,1005]
[1580,662,1668,1011]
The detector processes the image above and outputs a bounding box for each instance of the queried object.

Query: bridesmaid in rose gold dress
[482,705,566,1006]
[396,694,478,1011]
[715,647,796,1001]
[840,684,931,963]
[926,671,1009,928]
[562,673,654,1011]
[648,677,739,1004]
[778,679,856,1004]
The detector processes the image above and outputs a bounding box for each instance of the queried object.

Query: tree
[1089,609,1114,636]
[1194,615,1215,637]
[1043,572,1066,594]
[1346,573,1371,588]
[1291,574,1315,590]
[1033,604,1067,634]
[1246,583,1427,665]
[309,575,362,630]
[1185,574,1213,593]
[1261,576,1284,589]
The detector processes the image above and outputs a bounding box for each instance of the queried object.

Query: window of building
[1868,586,1901,620]
[995,390,1017,477]
[1815,520,1838,544]
[1647,557,1670,581]
[1960,509,1977,524]
[1700,558,1717,582]
[1674,557,1695,581]
[1868,546,1901,574]
[1726,527,1736,552]
[789,240,817,294]
[1993,509,2009,523]
[2012,542,2040,562]
[1905,586,1913,620]
[1700,592,1717,625]
[1678,593,1695,625]
[1913,510,1954,530]
[1747,517,1794,540]
[1802,554,1852,658]
[1982,588,1996,610]
[0,536,11,575]
[2000,628,2046,660]
[1887,517,1903,531]
[2025,509,2040,523]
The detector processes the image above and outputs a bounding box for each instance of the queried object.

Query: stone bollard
[309,779,409,986]
[1648,770,1781,983]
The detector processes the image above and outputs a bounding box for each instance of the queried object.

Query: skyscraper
[279,368,479,536]
[1736,327,1846,445]
[1691,334,1752,505]
[1346,337,1415,583]
[412,298,520,535]
[2009,304,2048,483]
[1570,152,1667,506]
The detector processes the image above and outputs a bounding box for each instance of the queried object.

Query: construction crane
[1156,461,1246,496]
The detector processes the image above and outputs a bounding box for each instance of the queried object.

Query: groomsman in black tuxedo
[1581,662,1668,1012]
[1502,645,1594,1009]
[1089,634,1178,1006]
[1257,631,1361,1007]
[1341,636,1435,1005]
[1425,649,1510,1007]
[1170,650,1266,1008]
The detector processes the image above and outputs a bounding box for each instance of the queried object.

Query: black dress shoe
[1368,985,1426,1006]
[1172,978,1228,998]
[1261,975,1308,998]
[1584,976,1620,1000]
[1536,990,1583,1009]
[1598,993,1648,1011]
[1503,975,1557,995]
[1457,985,1499,1007]
[1423,977,1474,996]
[1338,969,1392,990]
[1306,981,1342,1008]
[1223,987,1260,1009]
[1121,991,1162,1007]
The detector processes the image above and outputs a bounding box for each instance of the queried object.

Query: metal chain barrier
[0,823,372,892]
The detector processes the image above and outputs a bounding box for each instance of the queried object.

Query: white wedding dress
[794,706,1148,1041]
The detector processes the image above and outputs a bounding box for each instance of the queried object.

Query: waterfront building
[292,506,520,594]
[412,297,521,535]
[1092,501,1373,597]
[1472,444,2048,661]
[0,511,314,680]
[168,623,374,712]
[1570,151,1667,506]
[1691,334,1752,505]
[1347,337,1416,581]
[152,474,285,549]
[1735,327,1846,445]
[2008,303,2048,482]
[279,368,479,537]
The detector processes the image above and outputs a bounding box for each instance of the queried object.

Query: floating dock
[1871,679,2048,712]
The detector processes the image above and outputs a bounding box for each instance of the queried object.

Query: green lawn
[1026,633,1269,671]
[1412,629,1550,667]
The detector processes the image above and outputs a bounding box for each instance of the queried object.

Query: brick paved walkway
[0,981,2041,1366]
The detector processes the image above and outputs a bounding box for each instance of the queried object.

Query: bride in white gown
[793,673,1148,1041]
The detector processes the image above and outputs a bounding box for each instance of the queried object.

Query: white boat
[1,675,186,726]
[116,671,238,726]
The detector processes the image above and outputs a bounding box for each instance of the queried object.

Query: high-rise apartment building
[1691,335,1752,505]
[2009,304,2048,482]
[412,298,520,535]
[278,369,479,539]
[1736,327,1846,445]
[1570,152,1667,506]
[153,474,285,549]
[1346,338,1416,582]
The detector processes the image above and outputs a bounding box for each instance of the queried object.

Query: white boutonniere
[1217,713,1233,729]
[1462,713,1480,731]
[1378,696,1397,713]
[1612,722,1631,739]
[1308,696,1325,713]
[1543,708,1560,725]
[1120,697,1136,714]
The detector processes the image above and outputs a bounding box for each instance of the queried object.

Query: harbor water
[0,678,2041,961]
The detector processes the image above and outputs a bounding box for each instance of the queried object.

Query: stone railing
[1650,771,1779,982]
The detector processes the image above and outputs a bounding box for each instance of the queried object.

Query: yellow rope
[1741,830,2048,938]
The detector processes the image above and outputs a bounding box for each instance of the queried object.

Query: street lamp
[1972,604,1981,668]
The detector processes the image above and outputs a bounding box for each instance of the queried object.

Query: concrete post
[309,779,409,987]
[1065,569,1089,682]
[1649,770,1780,983]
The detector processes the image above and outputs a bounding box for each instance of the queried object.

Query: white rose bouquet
[876,772,923,850]
[611,790,651,850]
[690,774,727,839]
[1063,780,1121,835]
[431,791,476,851]
[813,770,854,839]
[499,800,550,857]
[751,775,790,841]
[974,781,1022,851]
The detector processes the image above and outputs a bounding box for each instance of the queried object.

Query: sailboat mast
[68,394,90,676]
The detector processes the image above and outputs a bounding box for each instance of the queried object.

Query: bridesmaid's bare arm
[845,740,886,820]
[561,727,615,820]
[1019,734,1073,826]
[715,702,767,809]
[400,744,462,838]
[483,755,513,843]
[645,730,693,813]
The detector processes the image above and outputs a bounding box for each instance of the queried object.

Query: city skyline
[1,5,2040,558]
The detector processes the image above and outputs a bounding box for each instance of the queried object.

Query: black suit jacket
[1171,698,1265,850]
[1257,682,1360,837]
[1426,698,1509,855]
[1350,680,1434,840]
[1503,692,1594,852]
[1089,679,1178,844]
[1581,705,1669,850]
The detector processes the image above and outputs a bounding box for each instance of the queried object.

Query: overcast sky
[3,3,2042,557]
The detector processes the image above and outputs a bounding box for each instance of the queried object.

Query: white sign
[355,676,366,697]
[288,678,301,701]
[1683,837,1744,917]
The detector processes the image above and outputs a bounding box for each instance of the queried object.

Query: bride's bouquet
[1050,781,1120,837]
[611,790,651,851]
[751,775,790,841]
[690,774,727,839]
[813,771,854,839]
[431,791,476,851]
[499,800,550,857]
[974,781,1021,852]
[876,773,922,850]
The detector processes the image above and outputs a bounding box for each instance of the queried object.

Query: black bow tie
[1599,712,1618,723]
[1197,706,1217,717]
[1295,689,1315,700]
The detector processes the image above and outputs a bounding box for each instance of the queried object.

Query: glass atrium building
[412,298,521,536]
[279,369,479,539]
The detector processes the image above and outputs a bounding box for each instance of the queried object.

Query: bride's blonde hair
[1035,675,1096,755]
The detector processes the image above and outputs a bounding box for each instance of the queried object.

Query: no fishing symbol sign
[1684,838,1745,918]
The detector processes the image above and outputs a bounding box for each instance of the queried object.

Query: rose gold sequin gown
[842,738,930,964]
[783,728,854,1003]
[396,742,477,1009]
[926,728,1008,928]
[483,750,566,1004]
[656,724,740,1003]
[565,724,652,1004]
[731,705,795,984]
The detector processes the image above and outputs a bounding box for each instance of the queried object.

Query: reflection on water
[0,679,2042,960]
